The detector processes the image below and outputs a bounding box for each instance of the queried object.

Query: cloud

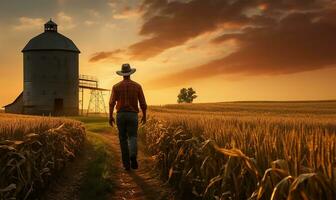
[128,0,252,60]
[129,0,331,60]
[87,9,101,18]
[89,49,124,62]
[90,0,336,89]
[84,20,98,26]
[146,3,336,88]
[89,0,253,62]
[112,6,142,19]
[108,0,118,9]
[56,12,75,30]
[104,22,118,29]
[13,17,44,31]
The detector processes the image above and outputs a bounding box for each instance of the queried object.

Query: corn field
[0,114,85,199]
[141,102,336,199]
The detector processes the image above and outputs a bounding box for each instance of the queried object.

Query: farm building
[4,19,80,116]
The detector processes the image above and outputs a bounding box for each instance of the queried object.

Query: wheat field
[0,114,85,199]
[142,101,336,199]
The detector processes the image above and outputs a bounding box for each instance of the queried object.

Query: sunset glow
[1,0,336,107]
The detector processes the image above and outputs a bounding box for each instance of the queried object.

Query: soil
[42,129,177,200]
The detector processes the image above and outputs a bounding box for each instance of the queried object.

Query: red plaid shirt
[109,79,147,113]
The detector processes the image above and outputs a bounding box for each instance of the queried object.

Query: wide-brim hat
[116,63,136,76]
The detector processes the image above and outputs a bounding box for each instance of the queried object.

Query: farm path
[43,123,177,200]
[101,131,176,200]
[42,141,93,200]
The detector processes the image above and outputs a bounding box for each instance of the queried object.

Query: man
[109,63,147,171]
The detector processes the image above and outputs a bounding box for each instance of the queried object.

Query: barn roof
[4,92,23,108]
[22,20,80,53]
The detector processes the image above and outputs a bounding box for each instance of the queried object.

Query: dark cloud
[129,0,254,60]
[147,7,336,88]
[90,0,328,62]
[89,0,336,89]
[129,0,328,60]
[89,49,124,62]
[89,0,254,62]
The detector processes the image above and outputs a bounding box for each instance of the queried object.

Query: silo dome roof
[22,20,80,53]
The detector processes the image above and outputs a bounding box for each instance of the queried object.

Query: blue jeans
[116,112,138,167]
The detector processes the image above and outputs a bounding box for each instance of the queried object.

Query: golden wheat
[0,114,85,199]
[141,102,336,199]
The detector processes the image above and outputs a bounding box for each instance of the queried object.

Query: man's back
[109,63,147,171]
[110,79,147,113]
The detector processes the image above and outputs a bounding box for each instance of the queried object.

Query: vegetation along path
[43,116,176,200]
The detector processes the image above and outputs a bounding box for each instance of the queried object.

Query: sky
[1,0,336,107]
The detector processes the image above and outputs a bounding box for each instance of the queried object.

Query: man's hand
[141,116,147,124]
[109,117,115,127]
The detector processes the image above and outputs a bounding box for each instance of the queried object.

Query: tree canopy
[177,88,197,103]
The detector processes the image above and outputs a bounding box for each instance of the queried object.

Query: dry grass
[141,102,336,199]
[0,114,85,199]
[0,113,80,140]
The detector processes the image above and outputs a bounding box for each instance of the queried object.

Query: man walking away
[109,63,147,171]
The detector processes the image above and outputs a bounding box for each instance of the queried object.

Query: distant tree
[177,87,197,103]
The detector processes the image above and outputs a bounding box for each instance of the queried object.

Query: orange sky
[1,0,336,107]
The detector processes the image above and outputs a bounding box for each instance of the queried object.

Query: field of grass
[143,101,336,199]
[73,116,115,200]
[0,114,85,199]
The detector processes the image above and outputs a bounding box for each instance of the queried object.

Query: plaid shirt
[109,79,147,113]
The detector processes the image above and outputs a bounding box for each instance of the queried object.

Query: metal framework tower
[79,75,110,116]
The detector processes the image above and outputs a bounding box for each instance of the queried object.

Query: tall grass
[141,102,336,199]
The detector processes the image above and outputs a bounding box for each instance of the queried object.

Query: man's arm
[109,86,117,126]
[138,86,147,124]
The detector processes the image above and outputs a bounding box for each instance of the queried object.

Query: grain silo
[5,19,80,115]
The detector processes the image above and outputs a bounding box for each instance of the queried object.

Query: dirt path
[42,142,94,200]
[103,132,176,200]
[43,128,177,200]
